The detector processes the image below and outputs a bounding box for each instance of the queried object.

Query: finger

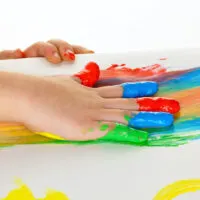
[95,82,159,98]
[80,121,149,144]
[103,97,180,114]
[24,42,61,64]
[104,98,139,110]
[73,61,100,87]
[0,49,25,60]
[96,109,174,129]
[47,39,75,61]
[72,45,94,54]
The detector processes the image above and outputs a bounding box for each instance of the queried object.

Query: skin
[0,39,140,141]
[0,39,94,63]
[0,71,140,141]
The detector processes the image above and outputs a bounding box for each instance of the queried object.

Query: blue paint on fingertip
[128,112,174,129]
[121,81,158,98]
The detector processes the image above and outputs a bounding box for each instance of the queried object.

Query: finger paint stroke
[0,63,199,147]
[1,179,69,200]
[2,178,200,199]
[153,179,200,200]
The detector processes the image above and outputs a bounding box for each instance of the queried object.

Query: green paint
[147,132,200,146]
[100,123,148,144]
[88,128,94,132]
[124,115,131,122]
[100,124,109,131]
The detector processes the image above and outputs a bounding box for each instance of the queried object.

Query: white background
[0,0,200,199]
[0,0,200,52]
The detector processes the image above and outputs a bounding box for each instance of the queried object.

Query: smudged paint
[100,123,149,144]
[100,124,109,131]
[153,179,200,200]
[136,97,180,114]
[101,64,166,80]
[1,179,69,200]
[124,115,131,122]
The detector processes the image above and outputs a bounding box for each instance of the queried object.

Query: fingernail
[64,50,75,60]
[128,112,174,128]
[121,81,158,98]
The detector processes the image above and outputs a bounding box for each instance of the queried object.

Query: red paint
[73,62,100,87]
[64,50,75,60]
[137,97,180,114]
[106,64,119,70]
[102,63,166,79]
[18,50,26,58]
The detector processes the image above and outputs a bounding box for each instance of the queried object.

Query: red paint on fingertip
[64,50,75,60]
[137,97,180,114]
[73,62,100,87]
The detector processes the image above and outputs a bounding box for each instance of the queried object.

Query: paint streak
[1,179,69,200]
[102,63,166,78]
[100,124,109,131]
[153,179,200,200]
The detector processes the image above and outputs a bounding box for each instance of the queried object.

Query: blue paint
[149,118,200,135]
[159,67,200,93]
[121,81,158,98]
[128,112,174,128]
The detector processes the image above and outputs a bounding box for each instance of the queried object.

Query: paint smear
[1,179,69,200]
[153,179,200,200]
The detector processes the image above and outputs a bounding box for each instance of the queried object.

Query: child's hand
[15,74,146,141]
[0,39,94,64]
[9,74,173,142]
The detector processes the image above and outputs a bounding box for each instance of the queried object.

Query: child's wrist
[0,72,38,122]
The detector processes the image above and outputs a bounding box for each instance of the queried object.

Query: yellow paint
[1,179,69,200]
[36,132,65,140]
[3,178,200,200]
[153,179,200,200]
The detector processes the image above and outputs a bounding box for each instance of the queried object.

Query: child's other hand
[0,39,94,64]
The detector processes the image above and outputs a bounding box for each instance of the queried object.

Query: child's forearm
[0,71,36,122]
